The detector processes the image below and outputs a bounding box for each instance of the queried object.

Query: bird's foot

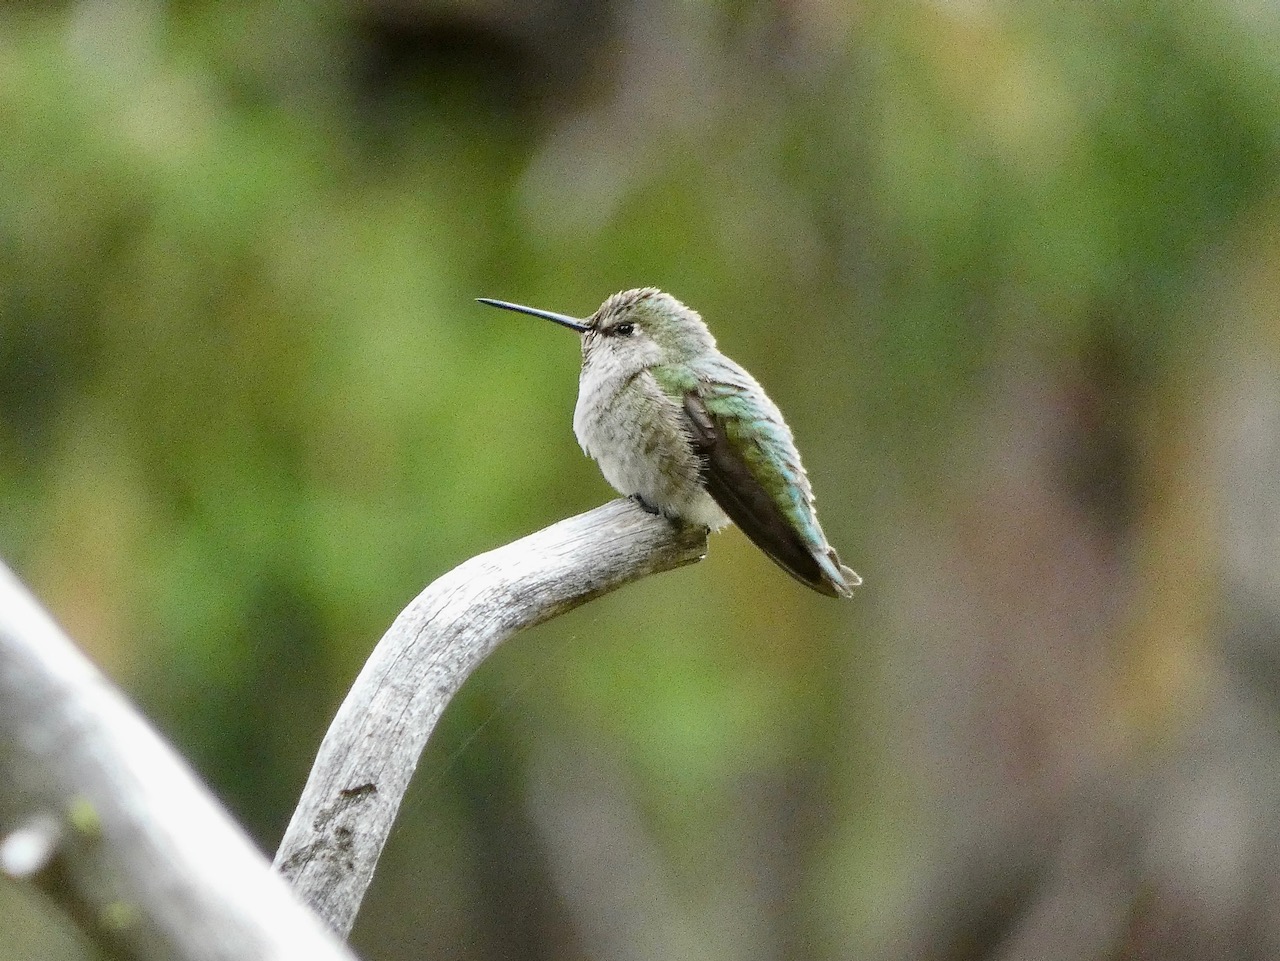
[629,494,710,535]
[630,493,662,516]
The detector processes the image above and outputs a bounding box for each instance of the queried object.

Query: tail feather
[813,548,862,597]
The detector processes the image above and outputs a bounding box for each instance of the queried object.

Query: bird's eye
[614,323,635,336]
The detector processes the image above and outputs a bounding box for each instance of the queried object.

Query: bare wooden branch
[0,561,359,961]
[273,498,708,936]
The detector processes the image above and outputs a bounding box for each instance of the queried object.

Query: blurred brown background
[2,0,1279,958]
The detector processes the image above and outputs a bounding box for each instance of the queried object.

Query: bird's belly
[574,375,729,529]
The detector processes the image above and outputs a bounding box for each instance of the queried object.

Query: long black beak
[476,298,590,333]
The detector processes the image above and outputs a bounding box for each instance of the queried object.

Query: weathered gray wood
[273,498,708,936]
[0,562,358,961]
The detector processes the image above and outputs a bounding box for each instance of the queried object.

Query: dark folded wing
[682,388,844,597]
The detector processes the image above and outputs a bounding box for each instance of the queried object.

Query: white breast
[572,365,728,529]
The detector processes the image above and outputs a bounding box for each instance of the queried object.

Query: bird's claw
[630,493,662,516]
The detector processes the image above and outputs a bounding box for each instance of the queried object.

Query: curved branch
[273,498,708,936]
[0,563,357,961]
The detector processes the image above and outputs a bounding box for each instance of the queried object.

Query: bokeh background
[3,0,1280,958]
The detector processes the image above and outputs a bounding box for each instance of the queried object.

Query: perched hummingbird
[478,288,861,597]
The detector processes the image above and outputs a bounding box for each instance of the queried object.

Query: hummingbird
[478,288,861,597]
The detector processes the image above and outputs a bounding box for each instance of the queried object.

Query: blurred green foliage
[2,0,1279,958]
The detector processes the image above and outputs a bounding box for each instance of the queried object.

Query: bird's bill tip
[476,297,589,333]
